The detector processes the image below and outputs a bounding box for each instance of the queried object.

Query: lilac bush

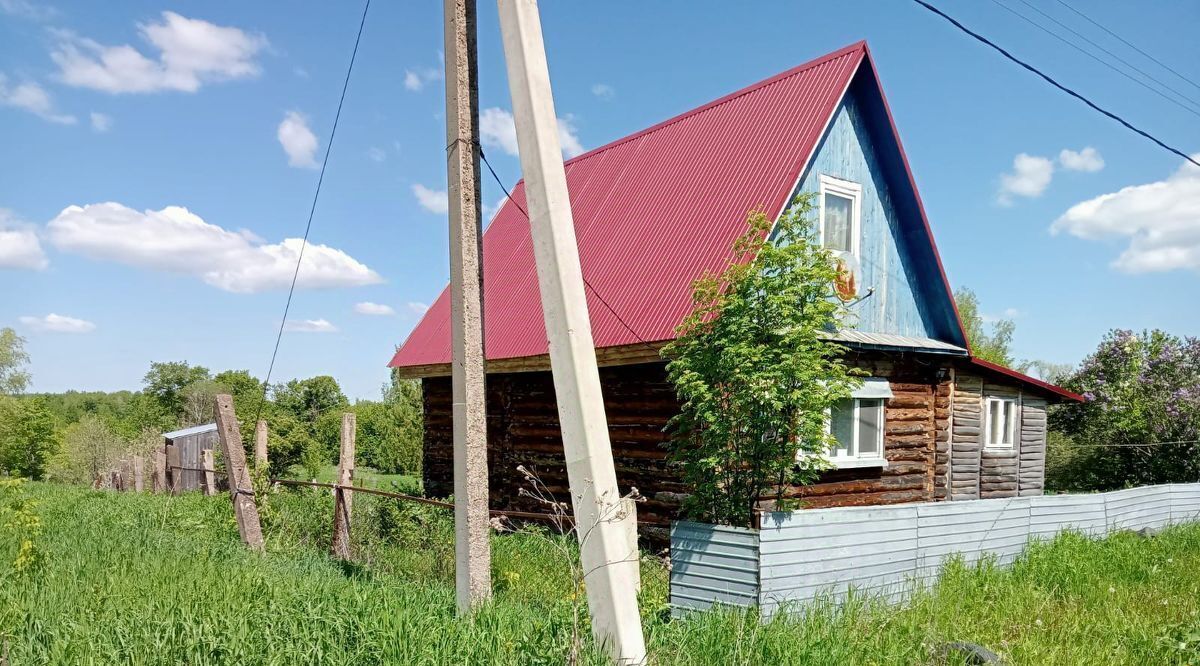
[1050,329,1200,490]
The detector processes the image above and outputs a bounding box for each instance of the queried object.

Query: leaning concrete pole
[496,1,646,662]
[444,0,492,612]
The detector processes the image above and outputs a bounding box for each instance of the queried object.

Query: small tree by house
[662,195,860,528]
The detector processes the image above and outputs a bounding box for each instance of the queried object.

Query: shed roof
[162,423,217,439]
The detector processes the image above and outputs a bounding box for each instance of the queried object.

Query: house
[389,41,1082,532]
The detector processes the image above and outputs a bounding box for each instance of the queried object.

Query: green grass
[2,483,1199,665]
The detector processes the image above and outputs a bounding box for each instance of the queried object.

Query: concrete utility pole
[444,0,492,612]
[496,1,646,662]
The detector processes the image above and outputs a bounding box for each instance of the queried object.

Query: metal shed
[162,423,218,492]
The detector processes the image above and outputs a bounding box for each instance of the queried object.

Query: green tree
[0,397,59,479]
[954,287,1015,367]
[1050,329,1200,491]
[662,196,860,528]
[0,328,31,395]
[48,414,125,485]
[142,361,211,422]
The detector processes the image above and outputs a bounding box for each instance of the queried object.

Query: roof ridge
[555,40,868,169]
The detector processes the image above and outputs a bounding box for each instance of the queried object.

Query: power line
[251,0,372,428]
[1006,0,1200,115]
[1057,439,1200,450]
[1054,0,1200,95]
[989,0,1200,118]
[474,145,660,353]
[910,0,1199,168]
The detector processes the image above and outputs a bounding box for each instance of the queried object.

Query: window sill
[829,457,889,470]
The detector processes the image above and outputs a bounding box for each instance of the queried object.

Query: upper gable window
[819,175,861,257]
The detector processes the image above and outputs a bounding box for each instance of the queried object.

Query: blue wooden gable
[782,66,966,349]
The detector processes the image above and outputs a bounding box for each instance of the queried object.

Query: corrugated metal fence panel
[916,498,1030,578]
[1105,486,1173,531]
[1029,493,1107,539]
[670,522,759,615]
[1171,483,1200,524]
[758,505,918,612]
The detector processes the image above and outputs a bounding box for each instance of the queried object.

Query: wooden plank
[331,412,356,560]
[201,449,217,497]
[152,449,166,493]
[132,455,144,493]
[214,394,264,552]
[165,444,181,495]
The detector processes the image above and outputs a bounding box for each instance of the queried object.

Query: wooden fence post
[110,469,122,491]
[152,448,167,494]
[254,420,269,470]
[214,394,264,551]
[201,449,217,497]
[133,455,145,493]
[165,445,182,495]
[331,412,356,560]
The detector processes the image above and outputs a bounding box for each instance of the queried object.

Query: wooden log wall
[423,353,953,536]
[1019,398,1048,496]
[949,373,1049,500]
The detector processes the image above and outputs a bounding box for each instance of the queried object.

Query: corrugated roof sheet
[162,423,217,439]
[824,330,968,354]
[390,42,867,369]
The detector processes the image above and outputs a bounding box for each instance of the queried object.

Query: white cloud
[284,319,337,333]
[0,210,48,270]
[479,107,584,159]
[19,313,95,333]
[1059,146,1105,172]
[998,153,1054,205]
[591,83,615,100]
[412,184,449,214]
[407,302,429,315]
[89,111,112,132]
[0,74,76,124]
[354,301,396,316]
[0,0,57,21]
[51,12,267,94]
[981,307,1022,323]
[278,111,318,168]
[367,146,386,163]
[403,66,442,92]
[1051,157,1200,273]
[45,202,383,292]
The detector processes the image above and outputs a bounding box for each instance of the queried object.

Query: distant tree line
[0,328,422,483]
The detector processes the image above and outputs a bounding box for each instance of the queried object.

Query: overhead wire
[909,0,1199,168]
[988,0,1200,118]
[250,0,372,430]
[1053,0,1200,94]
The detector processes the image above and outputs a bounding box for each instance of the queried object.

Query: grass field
[296,465,422,495]
[2,482,1199,664]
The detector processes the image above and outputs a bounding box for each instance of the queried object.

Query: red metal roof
[391,42,867,369]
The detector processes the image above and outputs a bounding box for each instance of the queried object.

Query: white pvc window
[828,398,885,463]
[819,175,861,258]
[984,397,1017,449]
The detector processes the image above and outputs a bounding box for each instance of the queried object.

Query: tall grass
[2,483,1198,664]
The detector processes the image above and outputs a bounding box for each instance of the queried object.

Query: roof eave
[966,357,1084,403]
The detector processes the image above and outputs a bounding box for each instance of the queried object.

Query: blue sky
[1,0,1197,400]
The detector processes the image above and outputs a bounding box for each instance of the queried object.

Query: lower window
[829,397,884,462]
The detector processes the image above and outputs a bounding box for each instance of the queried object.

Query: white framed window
[822,378,891,469]
[984,397,1017,449]
[818,175,861,258]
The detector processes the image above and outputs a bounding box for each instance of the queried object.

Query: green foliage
[663,197,859,528]
[954,287,1015,367]
[142,360,212,424]
[4,482,1200,664]
[0,397,59,479]
[0,327,31,395]
[46,414,125,485]
[0,478,42,576]
[1050,329,1200,491]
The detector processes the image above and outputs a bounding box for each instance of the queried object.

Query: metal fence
[671,483,1200,616]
